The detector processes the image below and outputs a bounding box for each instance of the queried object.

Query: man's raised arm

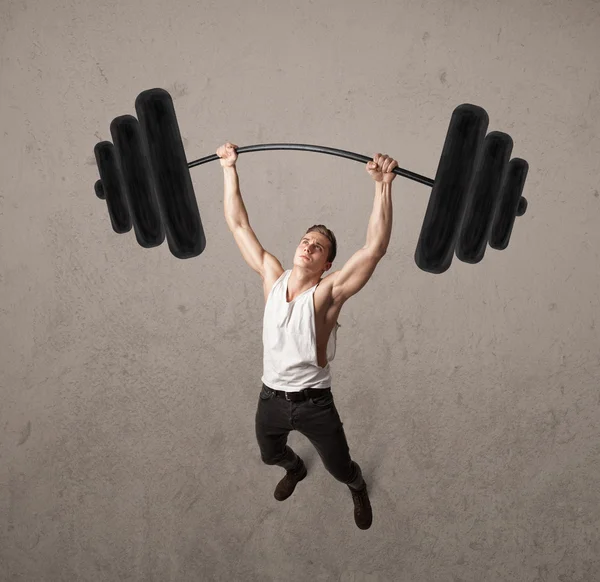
[218,142,251,230]
[364,153,398,254]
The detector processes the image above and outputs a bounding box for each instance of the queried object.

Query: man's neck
[288,267,321,295]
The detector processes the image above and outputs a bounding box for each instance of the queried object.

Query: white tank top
[261,269,341,391]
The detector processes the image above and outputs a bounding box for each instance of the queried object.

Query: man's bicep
[331,247,384,304]
[230,224,283,278]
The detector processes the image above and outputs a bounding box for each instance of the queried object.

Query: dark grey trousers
[255,383,365,490]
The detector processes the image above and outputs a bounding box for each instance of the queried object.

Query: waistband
[263,384,331,402]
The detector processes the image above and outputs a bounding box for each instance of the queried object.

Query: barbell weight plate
[93,141,131,234]
[134,88,206,260]
[489,158,529,250]
[110,115,165,249]
[456,131,513,264]
[414,104,489,274]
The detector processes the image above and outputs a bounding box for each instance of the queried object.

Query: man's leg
[295,390,365,489]
[255,384,310,501]
[296,388,372,529]
[255,384,300,471]
[296,390,373,529]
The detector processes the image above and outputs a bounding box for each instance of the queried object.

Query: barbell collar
[187,143,435,188]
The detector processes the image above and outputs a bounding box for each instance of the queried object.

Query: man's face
[294,233,332,274]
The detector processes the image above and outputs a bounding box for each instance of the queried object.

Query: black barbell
[93,88,529,274]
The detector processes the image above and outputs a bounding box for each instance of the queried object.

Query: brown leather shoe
[349,483,372,529]
[274,460,307,501]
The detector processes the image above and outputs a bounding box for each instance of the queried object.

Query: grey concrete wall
[1,0,599,580]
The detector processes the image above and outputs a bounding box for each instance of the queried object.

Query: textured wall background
[1,0,599,580]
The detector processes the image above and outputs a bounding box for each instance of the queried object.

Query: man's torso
[263,267,342,369]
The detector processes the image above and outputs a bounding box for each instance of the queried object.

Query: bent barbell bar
[187,144,527,219]
[187,144,435,188]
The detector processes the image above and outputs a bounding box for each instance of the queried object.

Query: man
[218,142,397,530]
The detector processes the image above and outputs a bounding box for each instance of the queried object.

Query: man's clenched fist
[367,153,398,184]
[217,142,238,168]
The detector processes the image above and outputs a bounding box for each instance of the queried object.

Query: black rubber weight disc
[134,88,205,259]
[110,115,165,249]
[489,158,529,250]
[456,131,513,264]
[94,141,131,234]
[415,104,489,274]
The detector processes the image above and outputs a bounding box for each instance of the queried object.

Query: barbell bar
[188,144,434,186]
[93,88,529,273]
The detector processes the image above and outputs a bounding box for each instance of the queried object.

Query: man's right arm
[223,165,251,230]
[218,142,278,278]
[218,142,251,230]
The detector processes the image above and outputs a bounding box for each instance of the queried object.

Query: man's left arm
[331,154,398,304]
[365,180,394,255]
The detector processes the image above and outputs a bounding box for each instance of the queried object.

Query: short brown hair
[305,225,337,263]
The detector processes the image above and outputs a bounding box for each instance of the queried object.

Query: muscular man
[218,142,397,530]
